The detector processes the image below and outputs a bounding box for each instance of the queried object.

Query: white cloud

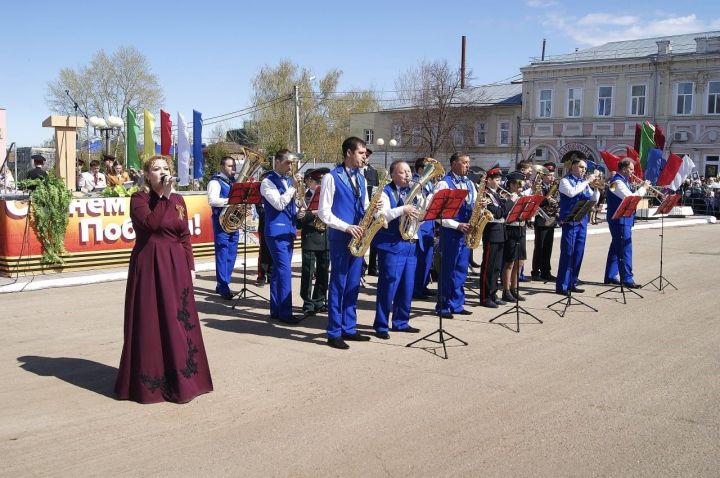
[526,0,557,7]
[542,12,720,47]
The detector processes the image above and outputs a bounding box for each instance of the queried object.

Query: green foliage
[202,143,234,186]
[27,174,72,265]
[101,184,138,197]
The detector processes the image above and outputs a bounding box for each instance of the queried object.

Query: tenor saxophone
[464,172,494,249]
[398,158,445,240]
[348,170,391,257]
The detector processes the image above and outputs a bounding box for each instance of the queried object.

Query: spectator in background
[26,154,48,180]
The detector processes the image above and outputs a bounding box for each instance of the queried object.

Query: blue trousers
[436,229,470,314]
[327,241,363,339]
[266,233,295,319]
[375,244,417,332]
[211,216,239,294]
[604,222,634,284]
[556,222,587,292]
[413,230,434,297]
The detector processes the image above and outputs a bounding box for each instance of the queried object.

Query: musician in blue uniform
[604,157,648,288]
[555,157,601,294]
[411,157,436,299]
[372,160,422,339]
[260,149,303,324]
[318,137,371,349]
[479,167,507,308]
[433,153,479,318]
[207,156,238,300]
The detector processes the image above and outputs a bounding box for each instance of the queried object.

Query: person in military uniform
[530,162,558,282]
[298,167,330,317]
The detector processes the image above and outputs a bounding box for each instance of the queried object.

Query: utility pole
[294,84,301,153]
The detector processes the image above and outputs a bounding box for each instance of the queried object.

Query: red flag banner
[160,109,172,156]
[634,123,642,152]
[654,124,666,151]
[656,153,683,186]
[626,147,644,179]
[600,150,621,173]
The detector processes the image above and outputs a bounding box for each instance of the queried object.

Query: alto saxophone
[348,170,391,257]
[398,158,445,240]
[464,172,494,249]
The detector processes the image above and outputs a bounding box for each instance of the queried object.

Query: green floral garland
[23,174,72,265]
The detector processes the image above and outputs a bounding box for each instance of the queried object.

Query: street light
[89,116,124,156]
[375,137,397,169]
[294,75,316,153]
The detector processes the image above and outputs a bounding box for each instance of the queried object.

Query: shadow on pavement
[17,355,117,399]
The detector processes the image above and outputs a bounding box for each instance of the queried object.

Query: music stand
[406,188,469,359]
[596,196,643,304]
[644,193,681,292]
[228,181,268,309]
[490,195,544,332]
[547,200,598,317]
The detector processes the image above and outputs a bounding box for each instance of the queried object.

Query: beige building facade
[520,32,720,177]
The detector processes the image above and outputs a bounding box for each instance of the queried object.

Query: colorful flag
[626,147,643,179]
[193,110,203,179]
[658,154,695,191]
[126,107,140,170]
[638,121,656,170]
[177,113,190,186]
[600,150,621,173]
[160,109,172,156]
[634,123,642,153]
[644,148,665,184]
[143,109,155,160]
[656,153,683,187]
[654,124,666,151]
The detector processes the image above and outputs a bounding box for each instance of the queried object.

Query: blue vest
[442,174,474,223]
[210,173,233,218]
[559,175,593,223]
[373,184,409,252]
[328,165,366,243]
[606,173,634,225]
[262,171,297,237]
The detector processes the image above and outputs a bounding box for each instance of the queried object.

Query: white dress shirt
[78,171,107,190]
[610,175,646,199]
[207,177,229,208]
[260,175,296,211]
[559,175,601,202]
[433,174,476,230]
[317,169,370,232]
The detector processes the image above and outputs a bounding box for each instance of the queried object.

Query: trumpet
[585,171,605,190]
[609,173,665,200]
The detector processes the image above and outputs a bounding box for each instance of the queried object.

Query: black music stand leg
[407,226,467,359]
[595,227,643,304]
[643,213,678,292]
[232,228,267,309]
[547,226,597,317]
[490,241,541,332]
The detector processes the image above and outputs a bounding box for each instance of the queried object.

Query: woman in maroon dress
[115,155,213,404]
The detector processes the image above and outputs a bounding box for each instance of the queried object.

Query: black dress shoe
[367,269,378,277]
[303,310,317,317]
[279,315,303,325]
[541,273,556,281]
[469,260,481,268]
[481,301,499,308]
[455,309,473,316]
[327,337,349,349]
[317,305,328,313]
[375,331,390,340]
[438,312,454,319]
[531,274,542,281]
[511,288,526,301]
[555,289,568,295]
[570,286,585,293]
[623,282,642,289]
[342,333,371,341]
[502,290,516,302]
[604,278,621,285]
[392,326,420,333]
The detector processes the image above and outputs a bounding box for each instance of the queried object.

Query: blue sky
[2,0,719,146]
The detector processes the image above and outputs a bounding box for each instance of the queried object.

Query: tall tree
[393,59,474,156]
[45,46,164,160]
[250,60,379,163]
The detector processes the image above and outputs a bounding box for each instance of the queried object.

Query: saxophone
[348,169,391,257]
[398,158,445,240]
[288,152,304,207]
[219,146,270,233]
[540,178,560,224]
[464,172,494,249]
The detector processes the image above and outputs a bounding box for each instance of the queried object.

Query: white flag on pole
[177,113,191,186]
[670,154,696,191]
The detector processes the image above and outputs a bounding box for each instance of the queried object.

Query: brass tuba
[398,158,445,240]
[218,146,270,233]
[465,172,494,249]
[348,169,391,257]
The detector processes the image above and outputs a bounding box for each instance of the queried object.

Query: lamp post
[89,116,124,157]
[294,75,316,154]
[375,137,397,169]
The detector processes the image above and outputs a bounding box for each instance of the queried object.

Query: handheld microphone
[160,174,179,184]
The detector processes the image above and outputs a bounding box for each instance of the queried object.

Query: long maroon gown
[115,191,213,404]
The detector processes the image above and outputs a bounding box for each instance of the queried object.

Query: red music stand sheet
[611,195,641,220]
[423,189,468,221]
[228,181,262,205]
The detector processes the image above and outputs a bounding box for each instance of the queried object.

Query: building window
[411,127,421,147]
[363,129,374,144]
[499,121,510,146]
[676,82,693,115]
[630,84,646,116]
[705,155,719,178]
[708,81,720,115]
[391,124,402,146]
[475,122,486,145]
[567,88,582,117]
[539,89,552,118]
[597,86,613,116]
[452,126,464,146]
